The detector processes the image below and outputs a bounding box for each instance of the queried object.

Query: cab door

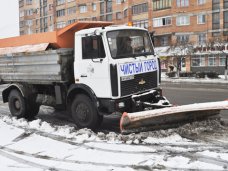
[74,35,111,98]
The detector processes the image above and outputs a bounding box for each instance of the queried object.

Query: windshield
[107,29,154,59]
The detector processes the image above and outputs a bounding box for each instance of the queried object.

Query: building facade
[19,0,228,74]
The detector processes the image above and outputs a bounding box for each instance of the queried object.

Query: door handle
[80,74,87,77]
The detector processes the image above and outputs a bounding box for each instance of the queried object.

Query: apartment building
[19,0,228,73]
[152,0,228,74]
[19,0,55,35]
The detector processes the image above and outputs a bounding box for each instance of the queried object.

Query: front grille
[120,71,158,96]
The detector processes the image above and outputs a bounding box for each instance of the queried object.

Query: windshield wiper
[139,52,154,58]
[115,53,137,59]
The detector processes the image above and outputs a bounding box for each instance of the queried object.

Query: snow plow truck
[0,21,227,133]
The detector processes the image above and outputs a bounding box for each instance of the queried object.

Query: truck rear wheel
[71,94,100,130]
[27,102,40,119]
[8,89,40,119]
[8,89,27,118]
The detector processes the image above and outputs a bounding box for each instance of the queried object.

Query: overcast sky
[0,0,19,39]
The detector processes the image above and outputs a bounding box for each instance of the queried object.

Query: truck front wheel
[71,94,100,130]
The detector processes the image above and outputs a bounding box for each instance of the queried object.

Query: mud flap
[120,101,228,134]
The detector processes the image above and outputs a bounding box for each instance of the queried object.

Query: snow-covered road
[0,84,228,170]
[1,113,228,171]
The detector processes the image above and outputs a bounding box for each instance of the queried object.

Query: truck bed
[0,49,74,84]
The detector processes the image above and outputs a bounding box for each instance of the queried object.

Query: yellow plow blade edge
[120,100,228,134]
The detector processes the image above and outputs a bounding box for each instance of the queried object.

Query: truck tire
[71,94,100,130]
[8,89,27,118]
[27,102,40,119]
[8,89,40,119]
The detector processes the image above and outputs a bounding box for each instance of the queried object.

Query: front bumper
[98,88,171,115]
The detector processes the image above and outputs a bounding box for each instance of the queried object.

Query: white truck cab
[71,26,167,118]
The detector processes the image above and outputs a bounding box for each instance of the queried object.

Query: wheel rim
[13,99,21,112]
[75,103,90,123]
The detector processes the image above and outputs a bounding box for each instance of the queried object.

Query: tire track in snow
[0,146,224,171]
[0,149,67,171]
[2,127,228,170]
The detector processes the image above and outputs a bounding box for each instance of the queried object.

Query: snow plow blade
[120,101,228,134]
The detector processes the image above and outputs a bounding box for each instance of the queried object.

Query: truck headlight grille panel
[120,71,157,96]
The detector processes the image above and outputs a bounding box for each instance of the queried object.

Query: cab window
[82,36,106,59]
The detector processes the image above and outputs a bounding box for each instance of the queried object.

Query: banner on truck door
[119,59,157,76]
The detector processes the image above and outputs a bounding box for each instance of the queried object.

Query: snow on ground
[1,115,228,170]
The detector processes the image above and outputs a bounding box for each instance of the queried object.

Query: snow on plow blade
[120,101,228,133]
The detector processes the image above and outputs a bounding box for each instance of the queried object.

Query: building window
[153,16,172,27]
[19,0,24,7]
[79,5,87,13]
[92,3,96,11]
[49,4,53,11]
[192,56,205,67]
[153,0,172,11]
[176,35,189,43]
[198,0,206,5]
[132,3,148,15]
[197,14,206,24]
[212,0,220,10]
[208,56,216,66]
[100,2,104,14]
[176,15,190,26]
[57,9,65,17]
[57,0,65,5]
[19,11,25,17]
[133,20,149,29]
[26,19,33,26]
[106,1,112,13]
[43,0,47,6]
[116,0,122,4]
[225,0,228,8]
[100,15,105,21]
[212,12,220,30]
[26,0,33,5]
[124,9,128,18]
[67,6,76,15]
[160,36,169,46]
[57,21,66,28]
[224,11,228,28]
[212,32,220,37]
[116,12,122,20]
[198,33,206,45]
[20,21,25,28]
[219,55,226,66]
[25,9,33,16]
[67,19,76,25]
[176,0,189,7]
[106,14,112,21]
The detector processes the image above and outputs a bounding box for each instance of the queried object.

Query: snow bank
[2,115,225,146]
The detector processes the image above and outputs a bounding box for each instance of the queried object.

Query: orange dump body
[0,21,112,51]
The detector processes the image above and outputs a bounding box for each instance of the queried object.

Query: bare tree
[166,39,194,77]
